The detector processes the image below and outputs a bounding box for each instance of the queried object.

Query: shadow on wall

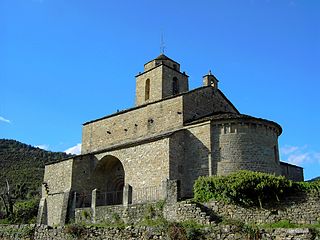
[170,129,211,199]
[71,155,125,209]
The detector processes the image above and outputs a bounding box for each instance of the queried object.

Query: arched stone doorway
[92,155,124,205]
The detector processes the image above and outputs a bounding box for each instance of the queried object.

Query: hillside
[0,139,72,198]
[309,176,320,182]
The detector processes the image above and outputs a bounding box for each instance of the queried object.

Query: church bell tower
[135,54,189,106]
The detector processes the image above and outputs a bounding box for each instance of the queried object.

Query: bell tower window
[172,77,179,95]
[145,79,150,101]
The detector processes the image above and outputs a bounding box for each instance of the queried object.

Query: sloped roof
[144,54,179,66]
[185,112,282,135]
[155,54,170,60]
[156,53,179,62]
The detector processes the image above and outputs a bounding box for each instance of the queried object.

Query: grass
[138,216,169,227]
[260,220,320,229]
[85,222,127,229]
[0,224,35,239]
[260,220,299,229]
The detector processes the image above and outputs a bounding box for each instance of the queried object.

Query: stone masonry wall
[73,137,171,204]
[168,131,186,196]
[42,159,74,226]
[183,87,238,124]
[75,194,320,228]
[34,194,320,239]
[75,202,163,225]
[0,223,316,240]
[163,201,213,225]
[161,65,189,98]
[82,96,183,154]
[167,123,213,199]
[98,138,170,202]
[41,136,171,227]
[136,60,188,106]
[136,65,163,105]
[280,162,304,181]
[211,120,282,176]
[82,87,237,155]
[44,159,74,195]
[30,225,320,240]
[205,195,320,225]
[183,122,212,197]
[71,155,95,193]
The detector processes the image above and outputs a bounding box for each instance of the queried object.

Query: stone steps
[176,201,217,225]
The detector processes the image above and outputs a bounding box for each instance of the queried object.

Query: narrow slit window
[145,79,150,101]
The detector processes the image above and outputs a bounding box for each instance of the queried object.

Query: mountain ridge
[0,138,72,197]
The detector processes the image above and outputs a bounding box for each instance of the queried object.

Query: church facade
[38,54,303,226]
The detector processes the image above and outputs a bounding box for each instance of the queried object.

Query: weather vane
[160,32,166,54]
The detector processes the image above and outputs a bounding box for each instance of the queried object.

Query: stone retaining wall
[0,224,317,240]
[23,192,320,239]
[205,195,320,224]
[75,202,164,225]
[76,195,320,227]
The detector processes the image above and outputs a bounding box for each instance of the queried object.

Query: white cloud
[35,144,49,151]
[65,143,81,155]
[281,145,299,155]
[286,153,310,165]
[281,145,320,165]
[0,116,11,124]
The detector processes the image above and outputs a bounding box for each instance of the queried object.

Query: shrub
[194,171,295,208]
[293,180,320,195]
[9,197,40,224]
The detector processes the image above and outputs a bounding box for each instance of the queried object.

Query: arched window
[145,79,150,101]
[172,77,179,95]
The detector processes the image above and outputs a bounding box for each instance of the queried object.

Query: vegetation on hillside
[193,170,320,208]
[0,139,72,223]
[309,176,320,182]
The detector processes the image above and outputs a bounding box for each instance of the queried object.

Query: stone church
[38,54,303,226]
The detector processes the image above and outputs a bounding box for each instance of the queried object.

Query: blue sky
[1,0,319,180]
